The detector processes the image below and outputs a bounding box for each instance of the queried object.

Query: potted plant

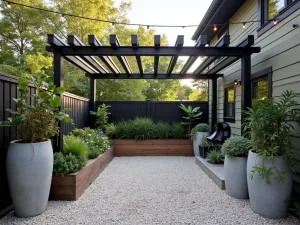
[243,90,300,219]
[207,149,224,164]
[199,136,210,158]
[221,136,249,199]
[0,77,72,217]
[190,123,210,157]
[179,104,202,133]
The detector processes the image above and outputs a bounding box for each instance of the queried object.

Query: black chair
[206,122,231,145]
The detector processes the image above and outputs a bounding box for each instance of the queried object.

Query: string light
[213,25,217,32]
[1,0,286,30]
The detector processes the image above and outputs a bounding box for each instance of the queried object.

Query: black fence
[95,100,209,124]
[0,73,90,217]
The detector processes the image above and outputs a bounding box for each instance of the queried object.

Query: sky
[115,0,213,87]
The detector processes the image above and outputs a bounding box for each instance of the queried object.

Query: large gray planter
[6,140,53,217]
[247,150,293,219]
[193,132,209,157]
[224,155,248,199]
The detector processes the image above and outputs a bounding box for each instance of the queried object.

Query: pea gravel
[1,157,299,225]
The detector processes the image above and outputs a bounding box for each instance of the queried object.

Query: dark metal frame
[251,66,272,99]
[223,84,236,123]
[47,33,260,151]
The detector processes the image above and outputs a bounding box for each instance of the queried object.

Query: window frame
[251,67,273,100]
[223,84,236,123]
[257,0,300,37]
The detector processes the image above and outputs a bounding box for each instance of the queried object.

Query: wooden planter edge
[50,148,114,201]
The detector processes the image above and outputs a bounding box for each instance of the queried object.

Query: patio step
[195,156,225,190]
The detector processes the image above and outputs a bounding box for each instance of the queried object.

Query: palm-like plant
[179,104,202,133]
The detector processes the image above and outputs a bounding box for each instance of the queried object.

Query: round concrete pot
[6,140,53,217]
[247,150,293,219]
[224,155,248,199]
[193,132,209,157]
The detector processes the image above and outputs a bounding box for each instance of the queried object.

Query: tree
[192,80,208,101]
[177,85,193,100]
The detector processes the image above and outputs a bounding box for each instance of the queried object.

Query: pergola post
[53,53,64,152]
[89,77,96,112]
[211,78,217,132]
[241,54,252,134]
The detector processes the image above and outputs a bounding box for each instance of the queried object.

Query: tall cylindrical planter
[247,150,293,219]
[193,132,209,157]
[224,155,248,199]
[6,140,53,217]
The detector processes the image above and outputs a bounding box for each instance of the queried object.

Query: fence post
[89,77,96,128]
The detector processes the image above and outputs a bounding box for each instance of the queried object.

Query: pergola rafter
[46,33,260,151]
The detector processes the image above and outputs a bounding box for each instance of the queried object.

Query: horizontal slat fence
[0,73,89,217]
[95,100,209,124]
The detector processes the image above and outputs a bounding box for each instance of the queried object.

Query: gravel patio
[0,157,298,225]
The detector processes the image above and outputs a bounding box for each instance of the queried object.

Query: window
[251,67,272,101]
[224,86,235,122]
[258,0,300,36]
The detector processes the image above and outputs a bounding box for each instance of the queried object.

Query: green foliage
[0,77,72,143]
[71,128,111,159]
[132,118,155,140]
[243,90,300,184]
[169,123,186,139]
[115,120,134,139]
[207,150,224,164]
[154,122,170,139]
[90,104,111,131]
[105,123,117,139]
[221,136,249,157]
[190,123,210,140]
[63,136,88,159]
[180,104,202,133]
[200,136,209,148]
[53,152,87,176]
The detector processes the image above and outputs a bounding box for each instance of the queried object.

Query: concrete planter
[224,155,248,199]
[247,150,293,219]
[6,140,53,217]
[193,132,209,157]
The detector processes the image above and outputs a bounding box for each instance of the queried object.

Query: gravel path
[1,157,299,225]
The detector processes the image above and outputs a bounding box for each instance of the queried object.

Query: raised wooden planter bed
[113,140,193,156]
[50,148,114,201]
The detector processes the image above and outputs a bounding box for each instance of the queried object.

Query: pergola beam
[206,35,255,74]
[110,35,132,74]
[68,34,107,73]
[46,46,260,57]
[48,34,96,74]
[180,35,208,74]
[131,35,143,74]
[193,35,230,74]
[167,35,184,74]
[154,35,161,75]
[87,73,223,79]
[88,35,120,74]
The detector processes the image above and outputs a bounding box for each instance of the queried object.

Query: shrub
[105,123,116,138]
[90,104,111,131]
[221,136,249,157]
[190,123,210,140]
[132,118,155,140]
[63,135,88,159]
[154,122,170,139]
[115,120,134,139]
[179,104,202,133]
[207,149,224,164]
[53,152,87,176]
[169,123,186,139]
[71,128,111,159]
[200,136,209,147]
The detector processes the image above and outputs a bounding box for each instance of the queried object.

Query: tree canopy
[0,0,207,101]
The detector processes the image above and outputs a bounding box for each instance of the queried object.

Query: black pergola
[46,34,260,151]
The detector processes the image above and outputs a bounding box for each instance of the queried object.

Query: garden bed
[113,140,193,156]
[50,148,114,200]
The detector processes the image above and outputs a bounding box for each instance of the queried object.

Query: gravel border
[0,157,299,225]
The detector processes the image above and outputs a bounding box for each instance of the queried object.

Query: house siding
[208,0,300,195]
